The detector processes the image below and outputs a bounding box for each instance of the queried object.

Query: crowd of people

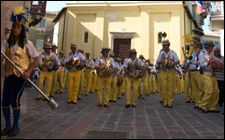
[1,6,224,137]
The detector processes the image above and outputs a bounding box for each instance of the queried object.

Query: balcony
[209,1,224,30]
[29,1,47,27]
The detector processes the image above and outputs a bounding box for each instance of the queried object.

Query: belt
[190,70,199,72]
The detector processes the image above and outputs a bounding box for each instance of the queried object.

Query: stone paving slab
[1,84,224,139]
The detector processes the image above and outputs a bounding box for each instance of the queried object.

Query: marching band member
[156,39,180,108]
[181,60,193,103]
[95,47,117,107]
[78,49,85,99]
[89,58,97,93]
[144,60,151,97]
[57,51,66,93]
[65,43,86,104]
[84,52,95,96]
[138,55,148,98]
[155,59,163,103]
[109,53,119,102]
[149,64,156,95]
[198,40,222,113]
[37,43,60,100]
[1,6,39,136]
[116,58,124,99]
[174,65,182,95]
[188,41,204,108]
[124,49,146,107]
[50,44,59,97]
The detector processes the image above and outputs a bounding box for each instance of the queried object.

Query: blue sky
[46,1,210,31]
[46,1,69,12]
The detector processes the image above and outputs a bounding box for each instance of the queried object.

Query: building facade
[53,1,202,62]
[29,11,59,55]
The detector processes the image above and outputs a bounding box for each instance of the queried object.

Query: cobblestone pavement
[1,84,224,139]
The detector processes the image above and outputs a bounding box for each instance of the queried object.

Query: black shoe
[113,100,116,102]
[193,106,199,109]
[138,95,142,98]
[109,100,112,102]
[199,108,208,113]
[8,128,19,137]
[43,98,48,101]
[97,104,102,107]
[60,92,63,94]
[208,110,220,113]
[35,97,41,100]
[77,97,82,100]
[159,101,163,103]
[55,91,58,94]
[185,100,190,103]
[67,101,72,104]
[192,101,196,103]
[163,105,167,107]
[1,128,11,136]
[125,104,130,108]
[131,104,136,107]
[104,104,109,107]
[72,101,77,104]
[168,106,173,108]
[142,97,145,99]
[50,95,54,97]
[85,94,88,96]
[118,97,121,99]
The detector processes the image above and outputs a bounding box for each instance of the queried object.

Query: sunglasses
[105,51,109,53]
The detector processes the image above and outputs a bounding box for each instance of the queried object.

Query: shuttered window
[37,39,44,48]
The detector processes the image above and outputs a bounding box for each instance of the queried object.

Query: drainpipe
[62,10,66,52]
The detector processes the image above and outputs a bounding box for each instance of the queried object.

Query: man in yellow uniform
[198,40,222,113]
[50,44,59,97]
[116,58,124,99]
[124,49,146,107]
[90,58,97,93]
[174,65,182,95]
[84,52,95,96]
[95,47,117,107]
[149,64,156,95]
[37,43,60,100]
[109,53,119,102]
[78,49,85,98]
[155,49,164,103]
[57,51,66,93]
[156,40,180,108]
[138,55,148,98]
[65,43,86,104]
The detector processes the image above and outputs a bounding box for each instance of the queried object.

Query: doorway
[113,38,131,62]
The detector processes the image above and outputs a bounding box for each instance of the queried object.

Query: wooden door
[113,38,131,62]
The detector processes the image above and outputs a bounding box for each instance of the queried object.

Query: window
[39,18,46,28]
[37,39,44,48]
[84,32,88,43]
[214,41,219,46]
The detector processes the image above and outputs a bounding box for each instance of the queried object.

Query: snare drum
[47,62,58,71]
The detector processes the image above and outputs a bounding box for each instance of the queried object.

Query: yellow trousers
[199,75,218,111]
[190,71,203,106]
[150,77,156,93]
[97,75,111,105]
[175,76,181,94]
[126,77,139,105]
[67,71,81,103]
[157,72,163,102]
[117,83,123,98]
[37,71,53,99]
[78,70,84,98]
[50,70,59,96]
[155,78,158,92]
[84,70,92,95]
[161,69,176,106]
[181,76,184,92]
[184,72,193,101]
[110,76,117,101]
[90,73,97,92]
[138,76,148,98]
[58,69,65,92]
